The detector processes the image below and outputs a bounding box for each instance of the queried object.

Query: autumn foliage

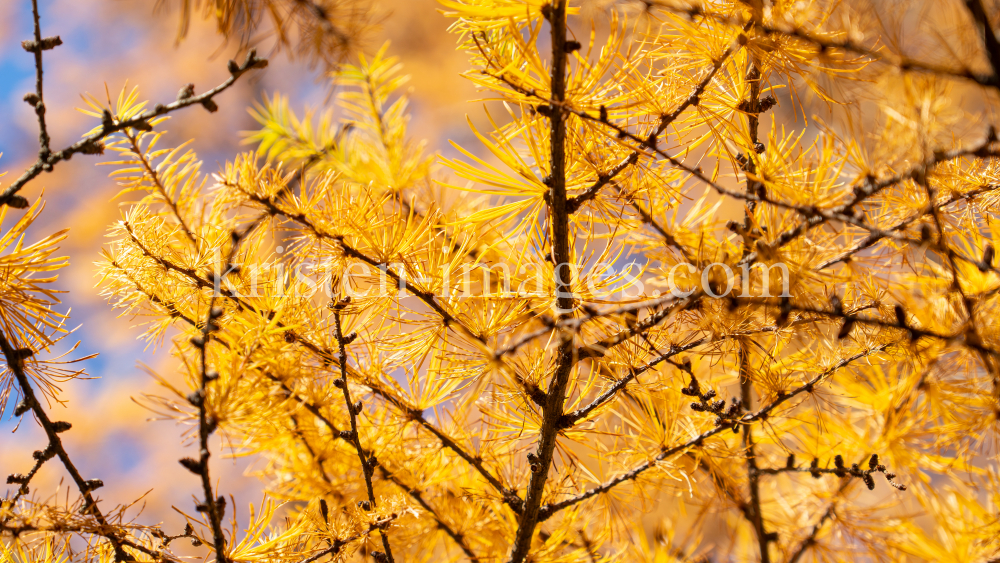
[3,0,1000,562]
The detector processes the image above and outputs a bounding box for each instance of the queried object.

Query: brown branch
[783,502,836,563]
[331,308,395,563]
[207,189,529,512]
[299,515,397,563]
[0,519,174,562]
[507,24,749,217]
[964,0,1000,82]
[229,188,489,348]
[120,223,521,512]
[114,223,491,561]
[739,341,771,563]
[288,415,347,505]
[540,314,815,432]
[280,376,480,561]
[815,183,1000,270]
[576,294,699,361]
[508,2,574,560]
[1,49,267,207]
[565,153,637,213]
[647,3,999,88]
[490,55,1000,272]
[2,443,53,516]
[184,220,260,563]
[749,133,1000,267]
[536,343,893,521]
[0,329,130,561]
[293,0,353,49]
[738,45,774,562]
[284,377,482,561]
[559,336,709,428]
[491,294,676,361]
[378,467,481,562]
[783,463,867,563]
[740,296,1000,357]
[25,0,56,165]
[616,183,695,263]
[914,156,1000,428]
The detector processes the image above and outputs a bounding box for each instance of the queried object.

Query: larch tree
[2,0,1000,562]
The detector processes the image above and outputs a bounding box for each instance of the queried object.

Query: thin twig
[121,130,199,247]
[815,183,1000,270]
[183,216,262,563]
[536,343,893,521]
[737,296,1000,357]
[783,468,862,563]
[649,3,1000,88]
[120,221,521,512]
[1,442,53,518]
[738,44,774,562]
[0,329,130,561]
[378,467,481,562]
[26,0,55,161]
[298,515,397,563]
[963,0,1000,81]
[560,336,710,427]
[332,308,395,563]
[487,64,1000,274]
[740,341,772,563]
[1,50,267,207]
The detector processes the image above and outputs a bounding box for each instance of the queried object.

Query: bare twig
[816,183,1000,270]
[963,0,1000,81]
[1,49,267,207]
[378,467,481,562]
[121,130,199,247]
[560,336,709,427]
[25,0,56,164]
[740,341,772,563]
[181,216,263,563]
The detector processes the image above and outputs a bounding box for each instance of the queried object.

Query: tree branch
[0,329,130,561]
[536,343,893,521]
[815,183,1000,270]
[331,307,395,563]
[964,0,1000,81]
[508,2,574,560]
[183,219,261,563]
[298,515,397,563]
[740,341,772,563]
[1,49,267,207]
[378,467,481,562]
[489,51,1000,271]
[118,225,521,513]
[648,3,999,88]
[739,296,1000,357]
[559,336,709,428]
[24,0,56,164]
